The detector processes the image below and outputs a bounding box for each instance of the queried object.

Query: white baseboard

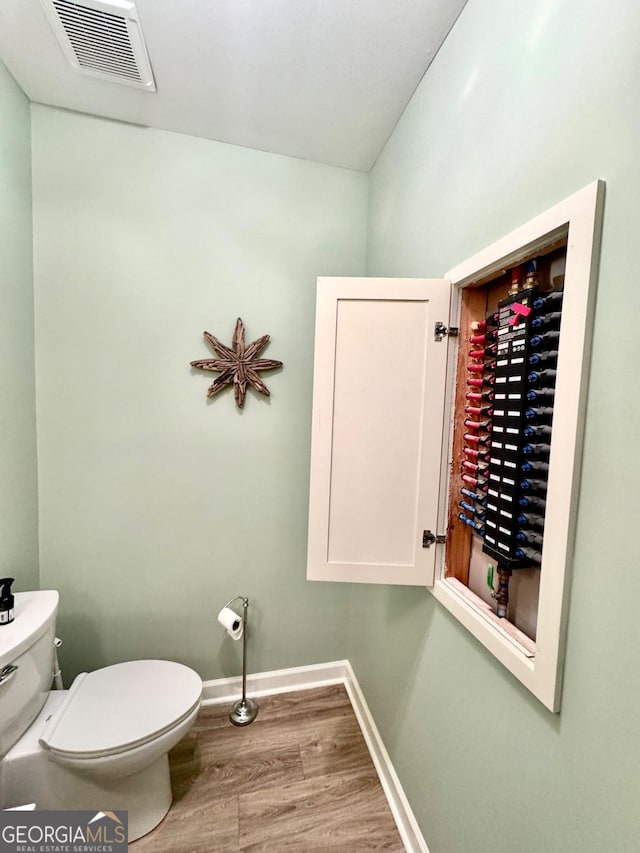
[201,660,429,853]
[341,661,430,853]
[201,660,349,704]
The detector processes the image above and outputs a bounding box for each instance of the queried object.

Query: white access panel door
[307,277,451,586]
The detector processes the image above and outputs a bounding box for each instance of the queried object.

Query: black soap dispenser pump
[0,578,15,625]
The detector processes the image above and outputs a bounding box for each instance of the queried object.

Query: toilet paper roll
[218,606,244,641]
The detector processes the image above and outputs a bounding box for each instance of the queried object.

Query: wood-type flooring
[131,684,404,852]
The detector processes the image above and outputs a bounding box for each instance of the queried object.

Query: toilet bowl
[0,592,203,842]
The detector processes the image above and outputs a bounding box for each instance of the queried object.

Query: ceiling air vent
[41,0,156,91]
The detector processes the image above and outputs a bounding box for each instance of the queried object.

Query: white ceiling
[0,0,466,171]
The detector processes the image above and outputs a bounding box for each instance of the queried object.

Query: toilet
[0,590,202,841]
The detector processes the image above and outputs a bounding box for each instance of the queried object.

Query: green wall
[31,105,367,680]
[356,1,640,851]
[0,61,38,592]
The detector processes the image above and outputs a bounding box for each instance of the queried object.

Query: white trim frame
[201,660,429,853]
[432,180,605,712]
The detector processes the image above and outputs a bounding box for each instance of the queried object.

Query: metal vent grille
[53,0,140,81]
[42,0,156,90]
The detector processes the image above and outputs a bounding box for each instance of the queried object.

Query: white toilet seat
[39,660,202,759]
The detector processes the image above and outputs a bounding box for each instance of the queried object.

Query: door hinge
[434,321,459,342]
[423,530,446,548]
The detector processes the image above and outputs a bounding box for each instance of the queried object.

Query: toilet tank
[0,591,59,759]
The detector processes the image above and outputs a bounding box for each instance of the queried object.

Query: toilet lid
[39,660,202,757]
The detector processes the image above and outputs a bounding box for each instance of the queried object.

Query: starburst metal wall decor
[190,317,283,409]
